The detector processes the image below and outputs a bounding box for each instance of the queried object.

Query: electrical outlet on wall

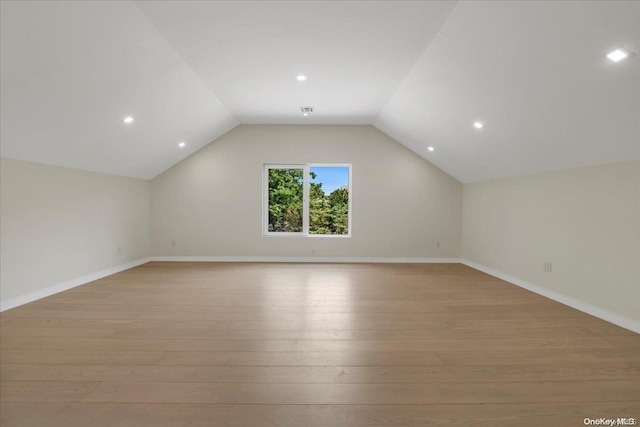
[172,240,177,247]
[436,241,441,249]
[312,249,316,256]
[117,246,121,255]
[543,262,553,273]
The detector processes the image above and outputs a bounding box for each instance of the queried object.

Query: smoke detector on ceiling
[300,106,313,116]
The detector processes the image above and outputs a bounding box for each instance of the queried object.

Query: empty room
[1,1,639,425]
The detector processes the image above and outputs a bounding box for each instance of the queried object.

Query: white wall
[0,158,150,305]
[462,160,640,326]
[151,125,463,259]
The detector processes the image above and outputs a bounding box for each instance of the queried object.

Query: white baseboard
[461,259,640,334]
[0,257,151,312]
[150,256,462,264]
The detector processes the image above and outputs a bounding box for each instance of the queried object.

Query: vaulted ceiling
[1,1,638,182]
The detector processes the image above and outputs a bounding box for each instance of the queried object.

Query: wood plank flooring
[1,262,639,426]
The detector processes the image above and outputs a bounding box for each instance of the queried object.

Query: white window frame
[263,163,352,238]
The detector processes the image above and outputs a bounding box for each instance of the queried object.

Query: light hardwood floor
[1,262,639,426]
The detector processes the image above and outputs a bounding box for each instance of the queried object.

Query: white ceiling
[134,0,456,125]
[375,1,640,182]
[0,0,237,179]
[1,1,638,182]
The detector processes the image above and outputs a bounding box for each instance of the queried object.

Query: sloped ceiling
[1,1,638,182]
[0,0,237,179]
[134,0,456,125]
[375,1,640,182]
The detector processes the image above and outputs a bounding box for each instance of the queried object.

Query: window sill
[263,233,351,238]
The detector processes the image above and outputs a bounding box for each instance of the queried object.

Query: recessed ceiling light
[178,142,186,148]
[427,146,435,152]
[473,122,484,129]
[122,116,134,124]
[302,113,309,116]
[296,75,308,81]
[607,48,629,62]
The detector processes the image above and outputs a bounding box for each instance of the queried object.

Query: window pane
[268,168,304,232]
[309,166,349,235]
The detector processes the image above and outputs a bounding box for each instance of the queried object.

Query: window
[263,164,351,237]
